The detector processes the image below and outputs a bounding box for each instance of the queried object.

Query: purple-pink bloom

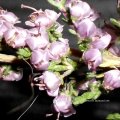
[0,20,13,37]
[82,48,102,70]
[108,44,120,57]
[0,10,20,24]
[47,87,59,97]
[66,0,98,21]
[4,27,28,48]
[42,71,61,90]
[26,27,49,50]
[103,69,120,90]
[40,71,61,96]
[75,18,96,38]
[53,94,76,117]
[25,8,60,28]
[30,49,49,70]
[90,31,111,50]
[68,1,91,19]
[0,12,19,24]
[48,38,69,60]
[2,70,23,81]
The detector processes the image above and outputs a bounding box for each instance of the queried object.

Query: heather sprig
[0,0,120,120]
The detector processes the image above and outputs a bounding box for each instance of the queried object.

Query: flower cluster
[0,0,120,119]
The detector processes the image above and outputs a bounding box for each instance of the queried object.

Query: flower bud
[75,18,96,38]
[108,45,120,57]
[48,38,69,60]
[43,71,61,90]
[25,8,60,28]
[0,21,12,37]
[2,70,23,81]
[82,48,102,70]
[45,9,61,23]
[90,32,111,50]
[47,88,59,97]
[69,1,91,19]
[66,0,98,21]
[26,27,49,50]
[41,71,61,96]
[4,28,16,40]
[53,94,76,117]
[4,27,28,48]
[103,69,120,90]
[30,49,49,70]
[0,11,19,24]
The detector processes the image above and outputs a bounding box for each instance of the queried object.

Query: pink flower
[90,32,111,50]
[45,9,61,23]
[103,69,120,90]
[30,49,49,70]
[82,48,102,70]
[48,38,69,60]
[26,27,49,50]
[108,45,120,57]
[53,94,76,117]
[25,7,60,28]
[47,88,59,97]
[75,18,96,38]
[2,70,23,81]
[4,27,28,48]
[0,10,19,24]
[33,71,61,96]
[43,71,61,90]
[0,20,13,37]
[34,71,61,96]
[68,1,91,18]
[66,0,98,21]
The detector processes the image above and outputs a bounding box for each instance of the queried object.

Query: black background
[0,0,120,120]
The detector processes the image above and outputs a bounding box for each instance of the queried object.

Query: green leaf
[68,80,78,97]
[3,65,12,76]
[49,60,61,66]
[78,38,91,52]
[89,80,101,91]
[72,89,101,105]
[72,81,101,106]
[47,0,66,10]
[48,64,68,72]
[17,47,31,60]
[68,29,76,35]
[86,72,96,79]
[99,50,120,68]
[106,113,120,120]
[62,58,77,69]
[48,24,63,42]
[110,18,120,28]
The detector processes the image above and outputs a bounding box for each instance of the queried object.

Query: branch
[0,53,17,63]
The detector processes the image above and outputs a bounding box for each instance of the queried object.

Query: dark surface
[0,0,120,120]
[1,71,120,120]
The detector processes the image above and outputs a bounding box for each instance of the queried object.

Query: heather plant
[0,0,120,120]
